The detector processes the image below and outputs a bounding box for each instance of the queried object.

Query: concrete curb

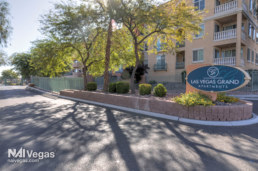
[27,86,258,127]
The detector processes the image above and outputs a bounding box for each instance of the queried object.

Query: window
[156,38,166,51]
[241,48,244,59]
[223,24,236,31]
[249,23,252,37]
[193,49,204,62]
[256,33,258,43]
[256,53,258,64]
[247,48,251,61]
[222,49,236,58]
[215,24,220,33]
[194,0,205,11]
[253,28,256,40]
[252,50,255,63]
[214,49,220,58]
[250,0,253,11]
[254,0,257,16]
[156,54,166,65]
[242,23,245,31]
[195,24,204,38]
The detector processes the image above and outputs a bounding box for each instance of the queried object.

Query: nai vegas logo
[8,147,55,163]
[207,67,219,78]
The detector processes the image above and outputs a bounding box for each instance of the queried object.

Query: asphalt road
[0,86,258,171]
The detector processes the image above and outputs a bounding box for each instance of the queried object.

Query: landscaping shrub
[108,82,116,93]
[116,81,129,94]
[173,92,213,106]
[139,83,152,95]
[86,82,97,91]
[153,83,167,97]
[217,93,239,103]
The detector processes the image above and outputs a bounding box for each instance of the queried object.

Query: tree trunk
[130,42,140,94]
[82,65,88,90]
[103,19,113,92]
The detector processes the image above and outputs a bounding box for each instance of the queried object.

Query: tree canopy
[0,0,12,47]
[30,39,73,77]
[108,0,202,92]
[1,69,18,80]
[11,52,35,79]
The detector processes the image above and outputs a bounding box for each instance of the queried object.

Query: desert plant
[216,93,239,103]
[116,81,129,94]
[86,82,97,91]
[173,92,213,106]
[139,83,152,95]
[108,82,116,93]
[153,83,167,97]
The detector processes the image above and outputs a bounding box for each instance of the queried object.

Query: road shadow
[0,99,257,171]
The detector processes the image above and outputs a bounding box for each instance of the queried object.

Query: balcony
[215,0,237,14]
[154,63,167,71]
[176,42,185,48]
[73,61,81,68]
[213,57,236,66]
[176,62,185,69]
[214,29,236,41]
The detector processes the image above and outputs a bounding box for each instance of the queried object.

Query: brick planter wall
[60,90,253,121]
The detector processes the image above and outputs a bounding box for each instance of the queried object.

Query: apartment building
[146,0,258,82]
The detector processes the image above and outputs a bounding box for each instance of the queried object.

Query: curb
[27,86,258,127]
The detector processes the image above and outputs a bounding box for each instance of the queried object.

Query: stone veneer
[60,90,253,121]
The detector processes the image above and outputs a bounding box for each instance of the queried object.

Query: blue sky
[0,0,57,74]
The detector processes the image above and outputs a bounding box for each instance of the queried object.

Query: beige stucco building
[146,0,258,82]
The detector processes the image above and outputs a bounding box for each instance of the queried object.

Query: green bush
[148,80,157,84]
[86,82,97,91]
[173,92,213,106]
[139,83,152,95]
[116,81,129,94]
[217,93,239,103]
[153,83,167,97]
[108,82,116,93]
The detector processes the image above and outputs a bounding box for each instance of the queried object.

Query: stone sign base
[186,64,218,101]
[60,90,253,121]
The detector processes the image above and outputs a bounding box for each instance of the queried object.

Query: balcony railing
[214,29,236,41]
[213,57,236,66]
[154,63,167,71]
[176,62,185,69]
[215,0,237,14]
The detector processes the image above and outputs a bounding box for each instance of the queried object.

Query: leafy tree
[11,52,36,79]
[30,39,73,77]
[0,0,12,47]
[0,50,7,65]
[1,69,18,80]
[40,1,105,89]
[111,0,202,93]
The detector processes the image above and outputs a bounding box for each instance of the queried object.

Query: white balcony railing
[214,29,236,41]
[215,0,237,14]
[214,57,236,66]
